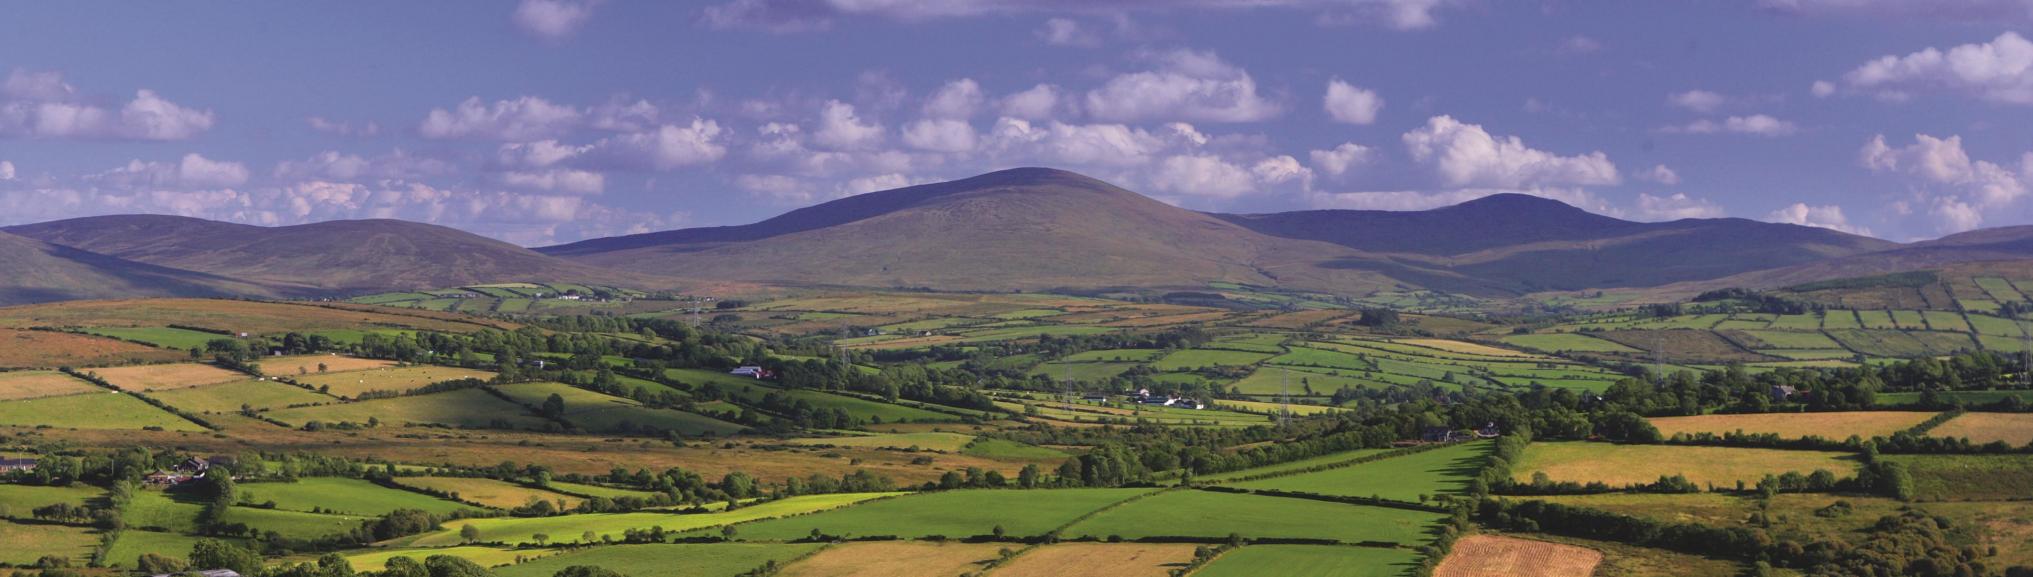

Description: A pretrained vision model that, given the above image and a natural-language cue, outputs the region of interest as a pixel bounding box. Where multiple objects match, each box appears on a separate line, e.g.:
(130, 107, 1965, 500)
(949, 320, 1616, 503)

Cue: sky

(3, 1, 2033, 246)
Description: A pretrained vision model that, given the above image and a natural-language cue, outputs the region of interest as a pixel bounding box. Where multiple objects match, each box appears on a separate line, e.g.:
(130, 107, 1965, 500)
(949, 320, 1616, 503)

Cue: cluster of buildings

(142, 455, 235, 486)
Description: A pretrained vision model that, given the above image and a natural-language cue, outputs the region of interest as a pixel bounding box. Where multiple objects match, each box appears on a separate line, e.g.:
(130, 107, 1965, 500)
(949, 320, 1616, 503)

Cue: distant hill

(0, 230, 272, 305)
(7, 215, 669, 294)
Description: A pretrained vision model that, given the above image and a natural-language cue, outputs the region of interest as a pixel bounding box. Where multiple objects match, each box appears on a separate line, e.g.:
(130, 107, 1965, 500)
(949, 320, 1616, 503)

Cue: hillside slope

(0, 230, 273, 305)
(8, 216, 668, 293)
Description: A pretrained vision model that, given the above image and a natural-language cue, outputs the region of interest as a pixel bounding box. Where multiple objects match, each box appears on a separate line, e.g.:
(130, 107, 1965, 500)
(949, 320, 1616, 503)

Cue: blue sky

(2, 0, 2032, 245)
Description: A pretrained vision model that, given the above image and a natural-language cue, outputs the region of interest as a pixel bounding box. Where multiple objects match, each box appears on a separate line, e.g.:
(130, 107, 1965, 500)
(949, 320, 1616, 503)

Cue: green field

(1192, 545, 1420, 577)
(0, 483, 104, 516)
(496, 543, 824, 577)
(390, 476, 586, 509)
(1976, 277, 2029, 302)
(0, 391, 206, 431)
(1062, 490, 1443, 544)
(408, 492, 901, 546)
(1152, 349, 1274, 371)
(1226, 441, 1490, 502)
(1738, 330, 1842, 350)
(1922, 311, 1973, 333)
(547, 481, 662, 501)
(959, 437, 1069, 460)
(0, 520, 99, 564)
(265, 388, 547, 429)
(728, 488, 1154, 540)
(1856, 310, 1898, 330)
(80, 326, 228, 350)
(151, 379, 332, 413)
(294, 365, 497, 398)
(1199, 449, 1394, 483)
(123, 490, 366, 539)
(1061, 348, 1165, 362)
(1822, 310, 1862, 329)
(343, 546, 550, 572)
(103, 530, 223, 568)
(1880, 453, 2033, 501)
(495, 382, 745, 436)
(667, 368, 963, 424)
(1230, 366, 1378, 395)
(239, 477, 476, 516)
(1500, 333, 1640, 354)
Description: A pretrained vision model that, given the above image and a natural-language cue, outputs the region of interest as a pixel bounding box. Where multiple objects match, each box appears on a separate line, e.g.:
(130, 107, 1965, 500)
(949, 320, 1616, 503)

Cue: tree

(532, 533, 550, 546)
(552, 566, 627, 577)
(459, 523, 481, 543)
(541, 393, 567, 419)
(424, 555, 494, 577)
(189, 539, 262, 575)
(136, 553, 186, 575)
(382, 557, 428, 577)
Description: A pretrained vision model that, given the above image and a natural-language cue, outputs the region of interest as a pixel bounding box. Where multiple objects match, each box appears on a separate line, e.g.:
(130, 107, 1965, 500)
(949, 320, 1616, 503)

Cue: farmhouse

(730, 366, 773, 379)
(0, 457, 36, 472)
(1770, 385, 1799, 402)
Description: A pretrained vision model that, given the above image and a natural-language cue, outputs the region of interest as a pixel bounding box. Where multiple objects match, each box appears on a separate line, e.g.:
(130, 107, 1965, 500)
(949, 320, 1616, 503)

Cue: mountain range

(1, 167, 2026, 306)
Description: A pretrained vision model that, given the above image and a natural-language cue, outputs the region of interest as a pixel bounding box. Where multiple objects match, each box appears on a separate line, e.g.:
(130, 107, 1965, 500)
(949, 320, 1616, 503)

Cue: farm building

(730, 366, 773, 379)
(0, 457, 36, 472)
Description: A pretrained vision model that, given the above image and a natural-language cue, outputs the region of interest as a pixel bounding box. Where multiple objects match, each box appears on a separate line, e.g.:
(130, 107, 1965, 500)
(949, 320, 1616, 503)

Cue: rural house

(1770, 385, 1799, 402)
(0, 457, 36, 473)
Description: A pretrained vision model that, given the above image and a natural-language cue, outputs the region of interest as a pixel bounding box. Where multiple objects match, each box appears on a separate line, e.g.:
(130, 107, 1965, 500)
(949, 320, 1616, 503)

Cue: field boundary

(1207, 441, 1464, 485)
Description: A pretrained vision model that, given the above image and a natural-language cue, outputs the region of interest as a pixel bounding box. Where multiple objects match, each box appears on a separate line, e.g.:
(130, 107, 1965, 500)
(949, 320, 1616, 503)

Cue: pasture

(1191, 545, 1421, 577)
(1880, 454, 2033, 501)
(151, 379, 331, 413)
(1199, 448, 1393, 483)
(1151, 349, 1275, 371)
(0, 521, 98, 565)
(989, 543, 1198, 577)
(254, 354, 395, 376)
(1063, 490, 1444, 544)
(0, 391, 205, 431)
(78, 326, 225, 350)
(0, 483, 103, 514)
(778, 541, 1002, 577)
(407, 492, 899, 546)
(1648, 411, 1937, 441)
(102, 531, 219, 568)
(343, 546, 550, 572)
(88, 363, 244, 391)
(1434, 535, 1603, 577)
(264, 388, 546, 429)
(1512, 442, 1858, 487)
(1929, 412, 2033, 447)
(0, 370, 97, 401)
(1500, 333, 1640, 354)
(495, 543, 823, 577)
(494, 382, 746, 437)
(1226, 441, 1489, 502)
(389, 476, 585, 510)
(239, 477, 476, 516)
(786, 432, 977, 452)
(294, 365, 496, 398)
(731, 488, 1153, 540)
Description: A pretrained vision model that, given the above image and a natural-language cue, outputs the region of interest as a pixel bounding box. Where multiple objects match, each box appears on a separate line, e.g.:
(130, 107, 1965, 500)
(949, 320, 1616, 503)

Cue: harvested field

(1500, 333, 1639, 354)
(255, 354, 395, 376)
(1649, 411, 1937, 441)
(1513, 442, 1858, 487)
(731, 488, 1153, 540)
(263, 388, 545, 429)
(1399, 338, 1539, 358)
(0, 328, 186, 369)
(495, 543, 822, 577)
(1434, 535, 1602, 577)
(389, 476, 585, 510)
(0, 370, 98, 401)
(88, 363, 244, 391)
(1930, 412, 2033, 447)
(778, 541, 1002, 577)
(151, 379, 330, 413)
(294, 365, 495, 398)
(988, 543, 1198, 577)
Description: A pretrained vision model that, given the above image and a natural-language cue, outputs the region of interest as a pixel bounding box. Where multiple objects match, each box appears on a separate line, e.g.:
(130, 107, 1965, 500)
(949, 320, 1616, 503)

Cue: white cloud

(923, 79, 984, 119)
(901, 119, 979, 152)
(813, 100, 884, 150)
(1084, 49, 1280, 123)
(1641, 164, 1681, 185)
(735, 173, 813, 204)
(1811, 80, 1837, 97)
(514, 0, 598, 40)
(0, 69, 214, 141)
(419, 96, 584, 140)
(1557, 35, 1602, 55)
(1633, 192, 1724, 221)
(274, 150, 453, 182)
(0, 160, 13, 181)
(1862, 132, 2027, 212)
(999, 84, 1065, 120)
(1322, 79, 1384, 125)
(1308, 142, 1373, 177)
(500, 168, 605, 194)
(1931, 196, 1984, 233)
(1251, 155, 1310, 185)
(1401, 115, 1619, 188)
(1840, 31, 2033, 104)
(841, 173, 916, 196)
(589, 118, 728, 169)
(306, 116, 381, 137)
(1037, 17, 1099, 46)
(699, 0, 1464, 33)
(497, 140, 590, 168)
(95, 153, 249, 189)
(983, 118, 1167, 167)
(1667, 90, 1726, 112)
(1668, 114, 1799, 136)
(1148, 154, 1258, 198)
(1765, 202, 1870, 235)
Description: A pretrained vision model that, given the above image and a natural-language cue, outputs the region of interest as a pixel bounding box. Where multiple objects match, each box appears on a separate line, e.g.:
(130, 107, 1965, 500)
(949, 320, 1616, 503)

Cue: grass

(1199, 449, 1394, 483)
(0, 370, 98, 401)
(1879, 390, 2033, 406)
(1192, 545, 1421, 577)
(1434, 535, 1602, 577)
(0, 391, 205, 431)
(1512, 442, 1859, 487)
(1230, 366, 1377, 395)
(730, 488, 1154, 540)
(389, 476, 585, 510)
(102, 530, 223, 568)
(959, 437, 1068, 461)
(343, 546, 553, 571)
(264, 388, 547, 429)
(151, 379, 331, 413)
(1151, 349, 1274, 371)
(1063, 490, 1444, 544)
(1738, 330, 1842, 350)
(1880, 453, 2033, 501)
(494, 382, 745, 437)
(0, 483, 104, 517)
(786, 432, 977, 452)
(1923, 311, 1974, 333)
(407, 492, 901, 546)
(254, 355, 394, 376)
(667, 368, 962, 424)
(1226, 441, 1490, 502)
(87, 363, 244, 391)
(546, 481, 661, 501)
(1648, 411, 1938, 441)
(294, 365, 496, 398)
(1500, 333, 1640, 354)
(1857, 310, 1897, 329)
(0, 520, 99, 565)
(79, 326, 230, 350)
(1522, 492, 1904, 544)
(1060, 349, 1165, 362)
(0, 328, 186, 370)
(123, 490, 366, 539)
(1929, 412, 2033, 446)
(990, 543, 1200, 577)
(777, 541, 1002, 577)
(238, 477, 476, 516)
(495, 543, 822, 577)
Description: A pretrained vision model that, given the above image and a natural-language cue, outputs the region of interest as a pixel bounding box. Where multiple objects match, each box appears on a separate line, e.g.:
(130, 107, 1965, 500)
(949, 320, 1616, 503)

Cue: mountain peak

(1445, 193, 1585, 213)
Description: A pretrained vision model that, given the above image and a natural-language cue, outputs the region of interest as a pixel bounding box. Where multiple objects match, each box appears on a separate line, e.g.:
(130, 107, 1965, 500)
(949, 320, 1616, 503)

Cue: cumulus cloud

(923, 79, 984, 119)
(0, 69, 214, 140)
(419, 96, 585, 140)
(901, 119, 979, 152)
(1634, 192, 1724, 221)
(1037, 17, 1099, 46)
(1839, 31, 2033, 104)
(588, 118, 728, 170)
(813, 100, 884, 150)
(0, 160, 13, 181)
(1861, 132, 2028, 233)
(1640, 164, 1681, 185)
(1667, 114, 1798, 136)
(1812, 80, 1838, 97)
(1765, 202, 1869, 235)
(1308, 143, 1373, 177)
(500, 168, 605, 194)
(1148, 154, 1260, 198)
(982, 118, 1168, 167)
(1401, 115, 1619, 188)
(999, 84, 1065, 120)
(1322, 79, 1383, 125)
(514, 0, 598, 40)
(273, 150, 454, 182)
(306, 116, 381, 137)
(94, 154, 249, 189)
(1668, 90, 1726, 112)
(1084, 49, 1280, 123)
(698, 0, 1464, 33)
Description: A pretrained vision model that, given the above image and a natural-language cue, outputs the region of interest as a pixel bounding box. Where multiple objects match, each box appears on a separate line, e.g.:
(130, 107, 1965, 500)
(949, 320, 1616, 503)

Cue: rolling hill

(0, 230, 273, 305)
(6, 216, 669, 295)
